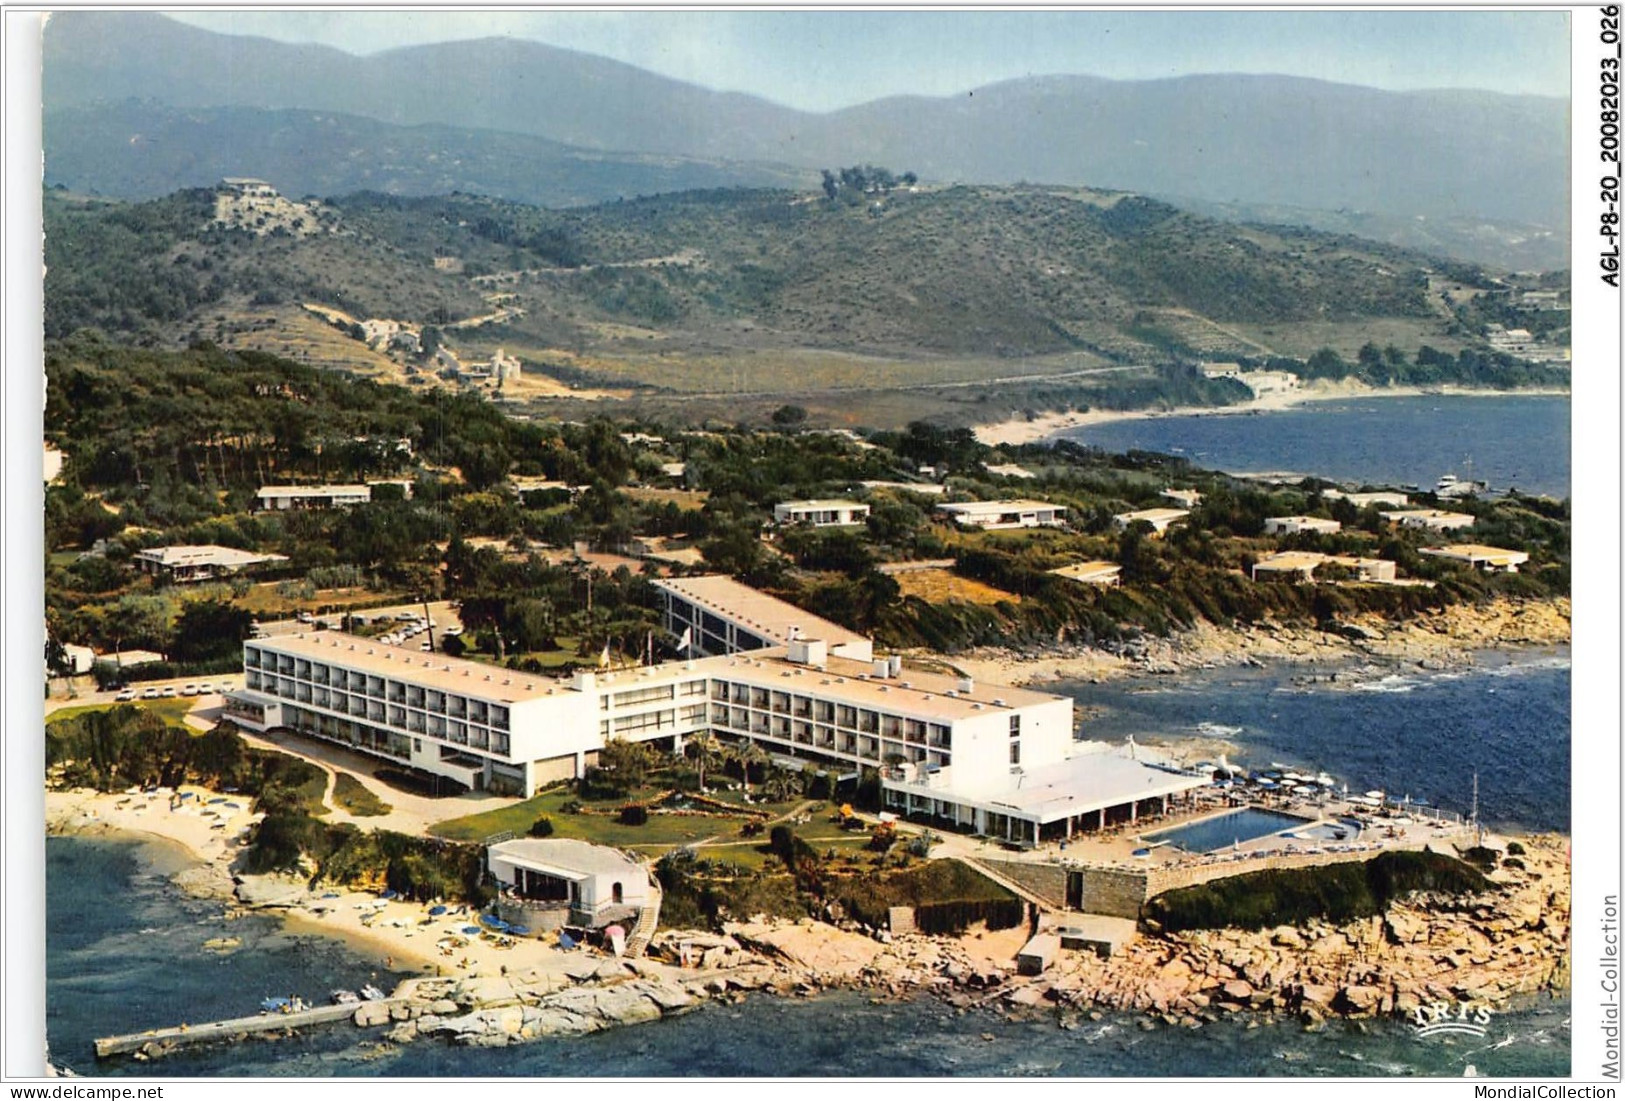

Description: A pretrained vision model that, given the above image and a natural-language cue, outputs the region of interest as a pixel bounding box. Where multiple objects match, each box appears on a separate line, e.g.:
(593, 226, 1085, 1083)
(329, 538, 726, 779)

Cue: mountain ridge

(43, 10, 1570, 257)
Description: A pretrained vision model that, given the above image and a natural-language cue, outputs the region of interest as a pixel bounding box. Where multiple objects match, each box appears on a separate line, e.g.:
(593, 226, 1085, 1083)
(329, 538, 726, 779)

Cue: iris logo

(1411, 999, 1494, 1039)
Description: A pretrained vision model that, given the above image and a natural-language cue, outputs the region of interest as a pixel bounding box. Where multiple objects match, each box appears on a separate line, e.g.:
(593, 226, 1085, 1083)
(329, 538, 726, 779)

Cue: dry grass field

(891, 568, 1020, 607)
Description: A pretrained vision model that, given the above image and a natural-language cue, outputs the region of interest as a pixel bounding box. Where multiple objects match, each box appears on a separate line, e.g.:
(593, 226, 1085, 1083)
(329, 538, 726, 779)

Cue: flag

(598, 641, 611, 668)
(677, 627, 692, 654)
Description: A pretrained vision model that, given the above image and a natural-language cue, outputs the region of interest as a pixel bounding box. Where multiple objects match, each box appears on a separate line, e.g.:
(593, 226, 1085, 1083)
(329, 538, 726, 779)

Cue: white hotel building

(226, 579, 1205, 842)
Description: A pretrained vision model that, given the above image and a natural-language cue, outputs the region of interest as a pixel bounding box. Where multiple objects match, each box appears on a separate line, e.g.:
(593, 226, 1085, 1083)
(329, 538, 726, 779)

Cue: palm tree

(727, 739, 770, 792)
(761, 766, 804, 805)
(684, 731, 719, 793)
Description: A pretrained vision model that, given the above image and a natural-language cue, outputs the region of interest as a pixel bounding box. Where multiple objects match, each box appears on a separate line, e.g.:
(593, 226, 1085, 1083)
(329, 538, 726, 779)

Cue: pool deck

(937, 792, 1478, 874)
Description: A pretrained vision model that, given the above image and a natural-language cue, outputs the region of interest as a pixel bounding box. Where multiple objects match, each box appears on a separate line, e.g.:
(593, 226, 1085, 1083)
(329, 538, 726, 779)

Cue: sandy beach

(44, 786, 617, 980)
(973, 380, 1571, 448)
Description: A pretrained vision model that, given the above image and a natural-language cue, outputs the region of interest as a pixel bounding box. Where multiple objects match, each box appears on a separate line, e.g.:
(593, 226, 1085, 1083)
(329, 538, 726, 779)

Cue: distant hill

(43, 12, 1570, 269)
(43, 102, 811, 208)
(45, 182, 1480, 369)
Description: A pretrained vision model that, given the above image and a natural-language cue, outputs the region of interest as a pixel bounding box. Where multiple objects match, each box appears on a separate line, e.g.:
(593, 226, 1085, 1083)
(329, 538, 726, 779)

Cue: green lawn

(332, 772, 392, 817)
(47, 698, 198, 727)
(429, 786, 748, 850)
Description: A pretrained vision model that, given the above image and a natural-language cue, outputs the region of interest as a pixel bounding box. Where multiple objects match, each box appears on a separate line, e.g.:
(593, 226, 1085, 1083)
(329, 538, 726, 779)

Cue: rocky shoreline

(342, 836, 1567, 1052)
(946, 597, 1571, 689)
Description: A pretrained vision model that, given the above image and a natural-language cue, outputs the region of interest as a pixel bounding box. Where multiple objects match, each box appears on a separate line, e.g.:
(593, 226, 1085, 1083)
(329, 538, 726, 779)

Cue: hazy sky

(168, 10, 1571, 111)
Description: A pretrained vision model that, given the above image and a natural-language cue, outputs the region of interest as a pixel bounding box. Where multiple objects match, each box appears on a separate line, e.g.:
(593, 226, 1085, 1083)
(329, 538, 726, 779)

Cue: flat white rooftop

(489, 838, 644, 879)
(938, 499, 1063, 515)
(888, 748, 1209, 824)
(654, 575, 869, 651)
(134, 545, 289, 568)
(776, 499, 867, 511)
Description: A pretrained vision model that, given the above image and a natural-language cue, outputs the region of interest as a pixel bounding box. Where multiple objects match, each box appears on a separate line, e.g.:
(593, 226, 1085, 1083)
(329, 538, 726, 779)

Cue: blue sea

(43, 655, 1571, 1078)
(1057, 394, 1570, 500)
(1062, 650, 1571, 833)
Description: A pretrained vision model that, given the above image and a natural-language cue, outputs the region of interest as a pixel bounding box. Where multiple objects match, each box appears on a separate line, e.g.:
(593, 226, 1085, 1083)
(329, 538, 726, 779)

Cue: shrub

(528, 816, 555, 838)
(1505, 841, 1526, 856)
(1144, 849, 1489, 932)
(618, 804, 649, 826)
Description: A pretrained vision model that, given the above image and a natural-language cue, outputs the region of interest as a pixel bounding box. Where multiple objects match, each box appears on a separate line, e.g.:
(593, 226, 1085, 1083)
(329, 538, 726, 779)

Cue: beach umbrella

(461, 925, 482, 935)
(605, 925, 627, 957)
(428, 905, 447, 916)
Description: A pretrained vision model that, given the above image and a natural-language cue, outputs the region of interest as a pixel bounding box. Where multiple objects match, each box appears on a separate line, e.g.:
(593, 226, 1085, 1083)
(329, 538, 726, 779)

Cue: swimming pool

(1144, 808, 1311, 853)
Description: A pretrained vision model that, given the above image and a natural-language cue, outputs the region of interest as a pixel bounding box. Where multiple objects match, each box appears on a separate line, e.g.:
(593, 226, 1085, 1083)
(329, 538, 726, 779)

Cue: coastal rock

(233, 873, 311, 908)
(723, 920, 885, 979)
(352, 1002, 392, 1028)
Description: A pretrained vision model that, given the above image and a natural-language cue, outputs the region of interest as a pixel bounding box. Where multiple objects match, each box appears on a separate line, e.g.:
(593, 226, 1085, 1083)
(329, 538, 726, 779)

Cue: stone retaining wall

(975, 858, 1066, 909)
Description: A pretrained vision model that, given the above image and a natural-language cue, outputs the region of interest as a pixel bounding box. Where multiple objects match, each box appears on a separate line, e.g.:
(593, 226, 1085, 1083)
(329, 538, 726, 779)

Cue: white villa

(773, 499, 871, 527)
(1323, 489, 1410, 509)
(1262, 516, 1342, 536)
(487, 838, 652, 928)
(227, 579, 1207, 844)
(936, 500, 1068, 530)
(1048, 561, 1122, 587)
(257, 484, 370, 511)
(1112, 508, 1189, 534)
(1250, 552, 1397, 583)
(1160, 488, 1203, 509)
(1381, 509, 1477, 532)
(1418, 544, 1531, 573)
(132, 544, 290, 583)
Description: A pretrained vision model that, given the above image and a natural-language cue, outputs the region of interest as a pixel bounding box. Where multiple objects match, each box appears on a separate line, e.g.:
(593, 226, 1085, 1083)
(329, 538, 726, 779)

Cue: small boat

(428, 905, 448, 916)
(480, 915, 511, 932)
(461, 925, 482, 935)
(260, 996, 295, 1013)
(360, 984, 387, 1001)
(331, 989, 360, 1005)
(380, 889, 400, 901)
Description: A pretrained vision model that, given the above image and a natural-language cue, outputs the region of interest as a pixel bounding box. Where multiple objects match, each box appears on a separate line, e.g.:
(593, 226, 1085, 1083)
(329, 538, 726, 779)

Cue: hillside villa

(936, 500, 1068, 530)
(1323, 489, 1410, 509)
(132, 544, 290, 584)
(1048, 560, 1123, 587)
(1262, 515, 1342, 536)
(1418, 544, 1531, 573)
(1112, 507, 1189, 534)
(1381, 508, 1477, 532)
(773, 499, 871, 527)
(255, 481, 413, 511)
(1250, 551, 1398, 583)
(1160, 488, 1203, 509)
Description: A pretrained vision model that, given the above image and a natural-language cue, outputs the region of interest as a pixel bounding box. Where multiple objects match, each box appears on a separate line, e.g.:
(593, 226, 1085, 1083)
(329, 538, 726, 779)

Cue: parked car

(182, 683, 199, 696)
(197, 681, 215, 694)
(141, 687, 160, 700)
(419, 642, 432, 652)
(219, 681, 237, 692)
(443, 625, 463, 637)
(160, 686, 178, 698)
(114, 688, 136, 702)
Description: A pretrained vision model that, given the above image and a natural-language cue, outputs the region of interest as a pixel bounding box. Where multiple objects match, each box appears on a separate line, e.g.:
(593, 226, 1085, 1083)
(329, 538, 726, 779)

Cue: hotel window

(332, 670, 348, 691)
(1009, 742, 1021, 765)
(770, 692, 790, 713)
(407, 686, 425, 708)
(859, 710, 879, 734)
(246, 671, 263, 690)
(295, 660, 310, 679)
(1009, 715, 1021, 738)
(491, 706, 509, 731)
(712, 681, 731, 702)
(837, 705, 857, 728)
(427, 690, 444, 712)
(750, 688, 770, 709)
(245, 647, 262, 669)
(492, 733, 510, 755)
(367, 676, 385, 698)
(449, 722, 468, 745)
(389, 706, 406, 726)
